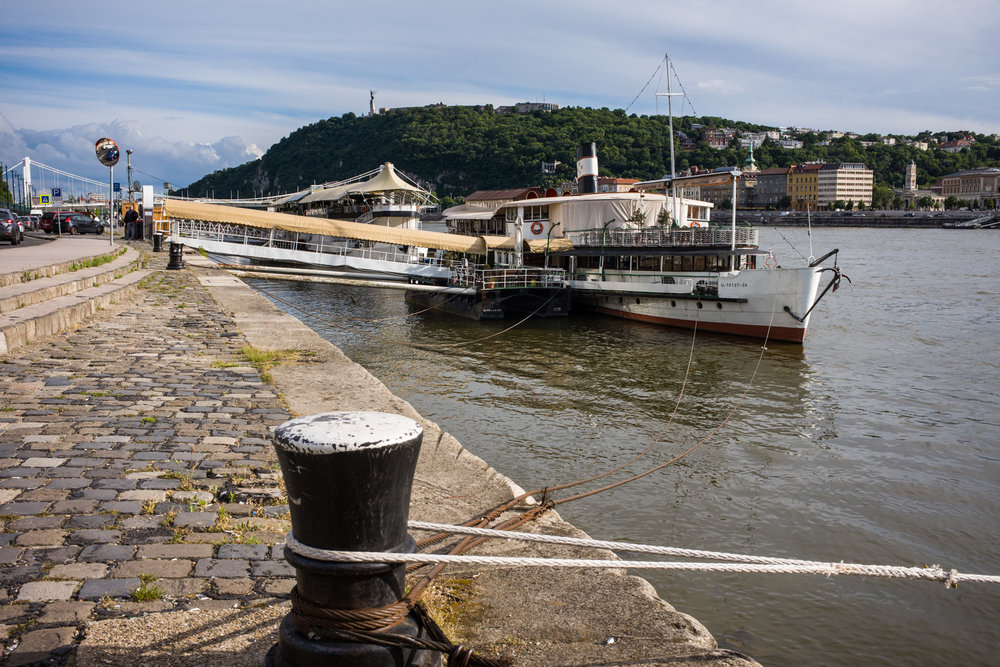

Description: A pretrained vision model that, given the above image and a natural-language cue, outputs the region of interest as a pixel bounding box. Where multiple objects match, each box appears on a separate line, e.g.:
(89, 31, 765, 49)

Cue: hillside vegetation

(183, 105, 1000, 203)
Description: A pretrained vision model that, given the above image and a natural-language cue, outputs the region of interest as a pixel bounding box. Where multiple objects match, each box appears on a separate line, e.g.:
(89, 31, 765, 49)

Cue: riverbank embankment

(0, 238, 758, 666)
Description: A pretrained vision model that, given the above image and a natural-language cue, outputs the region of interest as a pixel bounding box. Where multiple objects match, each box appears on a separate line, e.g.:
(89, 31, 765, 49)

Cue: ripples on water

(246, 228, 999, 666)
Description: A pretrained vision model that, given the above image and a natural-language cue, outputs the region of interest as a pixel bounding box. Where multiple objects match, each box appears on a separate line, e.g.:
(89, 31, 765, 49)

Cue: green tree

(872, 183, 893, 209)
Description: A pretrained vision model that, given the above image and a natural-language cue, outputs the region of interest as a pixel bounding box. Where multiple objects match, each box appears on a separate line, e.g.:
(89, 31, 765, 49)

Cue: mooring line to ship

(415, 295, 781, 566)
(284, 531, 999, 588)
(413, 287, 569, 350)
(235, 274, 466, 323)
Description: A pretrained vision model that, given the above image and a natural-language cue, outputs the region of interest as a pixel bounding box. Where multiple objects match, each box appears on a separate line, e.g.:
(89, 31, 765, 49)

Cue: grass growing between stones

(131, 574, 164, 601)
(68, 248, 126, 272)
(237, 346, 301, 384)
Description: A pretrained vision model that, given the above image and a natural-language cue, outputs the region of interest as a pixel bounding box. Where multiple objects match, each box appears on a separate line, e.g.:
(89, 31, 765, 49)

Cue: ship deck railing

(172, 218, 448, 268)
(451, 266, 567, 290)
(566, 226, 758, 249)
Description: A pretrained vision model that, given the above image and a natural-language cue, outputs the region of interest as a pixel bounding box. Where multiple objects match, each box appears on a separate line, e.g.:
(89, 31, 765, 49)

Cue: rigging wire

(625, 61, 664, 113)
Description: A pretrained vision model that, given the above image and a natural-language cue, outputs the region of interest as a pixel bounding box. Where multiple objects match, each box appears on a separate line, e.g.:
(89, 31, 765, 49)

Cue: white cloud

(696, 80, 744, 96)
(0, 112, 262, 189)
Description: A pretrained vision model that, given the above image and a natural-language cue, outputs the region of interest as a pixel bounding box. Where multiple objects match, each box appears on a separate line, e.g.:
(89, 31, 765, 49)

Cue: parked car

(20, 214, 39, 231)
(0, 208, 22, 244)
(40, 211, 105, 235)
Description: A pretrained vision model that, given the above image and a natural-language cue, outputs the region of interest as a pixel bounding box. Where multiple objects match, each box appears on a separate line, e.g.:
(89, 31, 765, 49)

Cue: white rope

(284, 531, 1000, 588)
(409, 520, 818, 565)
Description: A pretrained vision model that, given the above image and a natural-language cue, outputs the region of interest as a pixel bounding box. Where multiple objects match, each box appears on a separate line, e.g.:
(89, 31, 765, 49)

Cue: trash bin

(152, 232, 163, 252)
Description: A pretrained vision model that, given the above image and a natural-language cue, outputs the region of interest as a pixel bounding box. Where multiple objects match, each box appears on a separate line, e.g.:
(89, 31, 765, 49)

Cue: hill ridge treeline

(183, 106, 1000, 204)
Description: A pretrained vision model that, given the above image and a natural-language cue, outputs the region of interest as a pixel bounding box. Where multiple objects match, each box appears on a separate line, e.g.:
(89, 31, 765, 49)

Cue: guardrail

(171, 219, 448, 268)
(566, 226, 758, 248)
(450, 266, 566, 289)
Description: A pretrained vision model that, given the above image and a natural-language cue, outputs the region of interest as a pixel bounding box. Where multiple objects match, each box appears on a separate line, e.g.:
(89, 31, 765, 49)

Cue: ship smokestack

(577, 142, 598, 194)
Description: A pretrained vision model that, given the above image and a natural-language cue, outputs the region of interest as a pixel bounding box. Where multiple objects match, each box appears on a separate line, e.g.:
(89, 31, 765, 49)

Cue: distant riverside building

(940, 168, 1000, 207)
(598, 177, 639, 193)
(817, 163, 874, 209)
(788, 163, 823, 210)
(755, 168, 790, 207)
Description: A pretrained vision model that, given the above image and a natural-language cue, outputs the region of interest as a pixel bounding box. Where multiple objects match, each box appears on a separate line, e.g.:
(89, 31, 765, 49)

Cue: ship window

(635, 298, 641, 305)
(671, 300, 677, 307)
(697, 302, 703, 309)
(717, 302, 723, 310)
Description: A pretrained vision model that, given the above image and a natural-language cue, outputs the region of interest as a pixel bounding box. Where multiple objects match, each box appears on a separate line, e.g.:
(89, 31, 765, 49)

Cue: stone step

(0, 246, 145, 314)
(0, 268, 154, 354)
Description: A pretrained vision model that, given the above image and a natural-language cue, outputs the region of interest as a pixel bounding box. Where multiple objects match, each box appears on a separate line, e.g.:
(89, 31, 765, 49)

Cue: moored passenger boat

(444, 166, 844, 343)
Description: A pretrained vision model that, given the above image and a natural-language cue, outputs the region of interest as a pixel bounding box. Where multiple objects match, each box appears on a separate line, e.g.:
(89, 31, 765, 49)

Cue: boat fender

(530, 221, 543, 234)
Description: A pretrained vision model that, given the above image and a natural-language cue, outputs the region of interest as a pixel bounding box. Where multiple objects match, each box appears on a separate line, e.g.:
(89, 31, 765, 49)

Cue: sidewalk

(0, 245, 758, 666)
(0, 235, 123, 276)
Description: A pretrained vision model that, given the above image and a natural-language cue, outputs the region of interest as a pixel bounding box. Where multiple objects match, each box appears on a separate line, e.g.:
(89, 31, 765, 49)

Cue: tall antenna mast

(656, 53, 685, 214)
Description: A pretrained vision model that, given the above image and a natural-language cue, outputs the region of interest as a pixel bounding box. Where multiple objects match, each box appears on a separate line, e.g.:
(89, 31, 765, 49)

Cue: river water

(245, 227, 999, 666)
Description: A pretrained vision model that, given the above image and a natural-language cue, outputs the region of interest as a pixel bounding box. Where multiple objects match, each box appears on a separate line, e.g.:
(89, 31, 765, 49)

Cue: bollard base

(266, 614, 440, 667)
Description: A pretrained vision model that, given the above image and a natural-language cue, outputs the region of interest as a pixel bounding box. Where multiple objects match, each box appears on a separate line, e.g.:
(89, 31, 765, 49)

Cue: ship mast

(656, 53, 684, 223)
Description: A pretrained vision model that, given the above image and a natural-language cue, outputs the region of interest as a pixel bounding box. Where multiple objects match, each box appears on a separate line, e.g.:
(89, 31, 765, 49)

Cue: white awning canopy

(162, 198, 490, 254)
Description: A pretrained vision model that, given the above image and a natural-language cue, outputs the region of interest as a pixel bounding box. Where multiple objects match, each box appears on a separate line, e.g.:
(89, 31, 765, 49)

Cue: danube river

(246, 227, 999, 666)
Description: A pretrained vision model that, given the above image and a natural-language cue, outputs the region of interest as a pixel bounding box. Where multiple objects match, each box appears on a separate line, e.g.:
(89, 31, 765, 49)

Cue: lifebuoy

(690, 221, 702, 228)
(530, 221, 543, 234)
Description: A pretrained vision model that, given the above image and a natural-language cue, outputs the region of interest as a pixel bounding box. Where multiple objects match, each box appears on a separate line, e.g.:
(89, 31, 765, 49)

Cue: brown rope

(290, 586, 411, 632)
(288, 586, 509, 666)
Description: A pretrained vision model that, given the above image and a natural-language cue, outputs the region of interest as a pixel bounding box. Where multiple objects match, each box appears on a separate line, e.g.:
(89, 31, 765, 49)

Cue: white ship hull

(570, 265, 824, 343)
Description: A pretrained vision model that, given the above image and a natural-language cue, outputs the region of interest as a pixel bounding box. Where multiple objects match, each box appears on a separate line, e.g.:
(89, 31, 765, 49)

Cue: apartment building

(755, 167, 790, 206)
(788, 163, 823, 210)
(817, 163, 874, 208)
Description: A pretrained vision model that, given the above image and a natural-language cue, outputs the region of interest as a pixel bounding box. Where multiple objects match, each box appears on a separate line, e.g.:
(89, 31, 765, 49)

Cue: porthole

(697, 302, 703, 309)
(716, 302, 723, 310)
(671, 300, 677, 307)
(635, 298, 641, 305)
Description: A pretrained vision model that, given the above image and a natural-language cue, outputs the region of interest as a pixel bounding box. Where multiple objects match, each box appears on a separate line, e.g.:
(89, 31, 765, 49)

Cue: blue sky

(1, 0, 997, 190)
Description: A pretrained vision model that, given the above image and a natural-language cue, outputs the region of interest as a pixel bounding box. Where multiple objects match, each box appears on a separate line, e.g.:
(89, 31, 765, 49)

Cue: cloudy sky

(1, 0, 997, 191)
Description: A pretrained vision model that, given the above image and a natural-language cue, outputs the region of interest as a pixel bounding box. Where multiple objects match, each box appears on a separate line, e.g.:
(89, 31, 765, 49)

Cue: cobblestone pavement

(0, 261, 295, 665)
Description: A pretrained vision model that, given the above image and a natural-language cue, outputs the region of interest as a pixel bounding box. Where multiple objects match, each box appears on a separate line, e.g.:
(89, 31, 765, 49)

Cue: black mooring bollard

(166, 241, 185, 270)
(266, 412, 439, 667)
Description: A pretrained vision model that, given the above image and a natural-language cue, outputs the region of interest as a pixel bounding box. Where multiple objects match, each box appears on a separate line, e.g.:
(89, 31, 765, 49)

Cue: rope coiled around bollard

(288, 586, 509, 666)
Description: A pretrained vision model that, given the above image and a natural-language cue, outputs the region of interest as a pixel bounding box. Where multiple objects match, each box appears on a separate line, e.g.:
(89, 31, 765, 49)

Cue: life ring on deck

(690, 221, 703, 228)
(530, 221, 543, 234)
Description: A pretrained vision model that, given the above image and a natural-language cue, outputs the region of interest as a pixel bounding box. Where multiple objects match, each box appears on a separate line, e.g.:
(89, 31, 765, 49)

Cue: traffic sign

(40, 194, 50, 205)
(52, 187, 62, 198)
